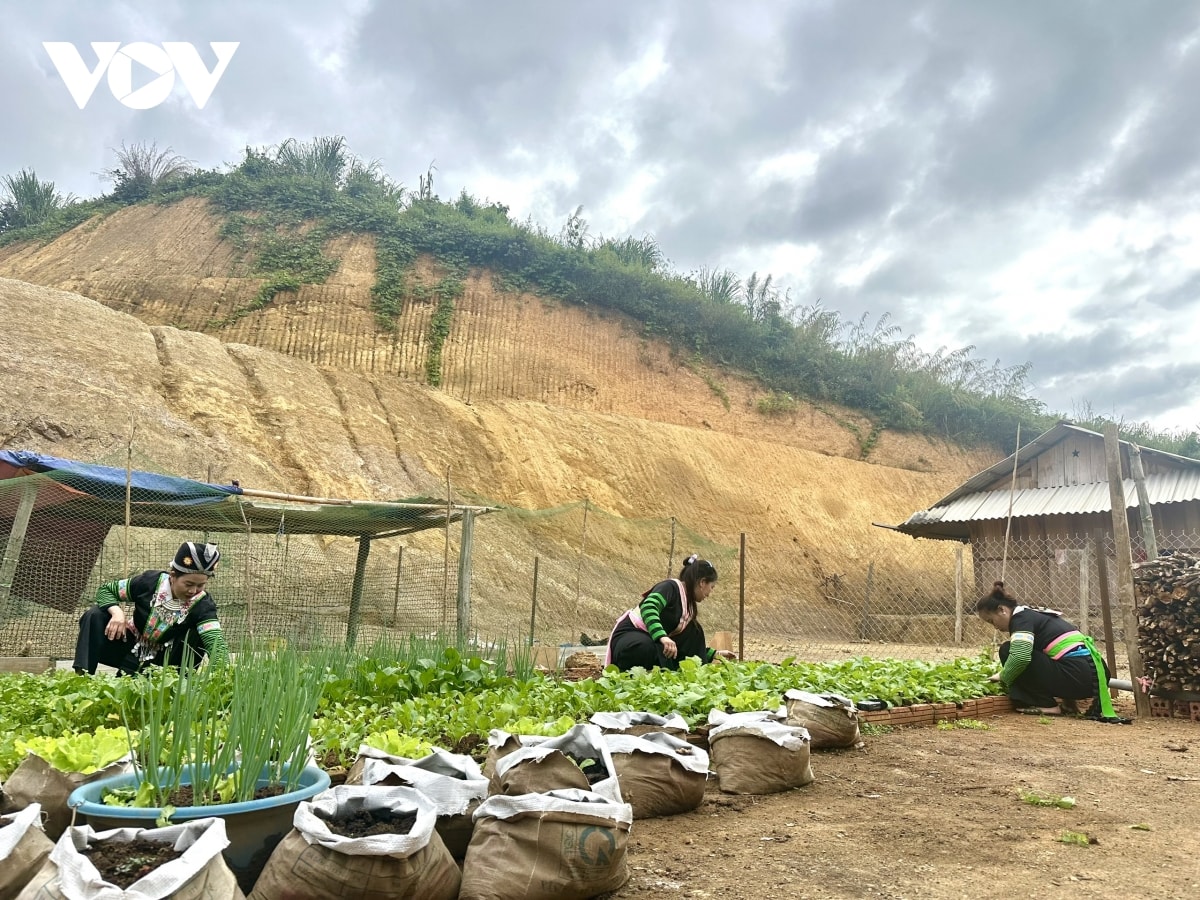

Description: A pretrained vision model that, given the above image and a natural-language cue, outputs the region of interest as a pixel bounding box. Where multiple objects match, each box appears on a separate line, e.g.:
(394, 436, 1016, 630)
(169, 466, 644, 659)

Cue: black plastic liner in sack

(492, 724, 623, 803)
(708, 709, 814, 795)
(589, 711, 689, 738)
(352, 747, 489, 859)
(20, 816, 243, 900)
(1, 802, 54, 899)
(782, 689, 863, 749)
(459, 789, 633, 900)
(248, 785, 459, 900)
(604, 731, 710, 818)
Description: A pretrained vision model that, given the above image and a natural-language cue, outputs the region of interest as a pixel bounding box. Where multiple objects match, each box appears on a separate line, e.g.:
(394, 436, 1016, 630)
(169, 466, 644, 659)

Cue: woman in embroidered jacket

(975, 581, 1114, 717)
(606, 554, 736, 672)
(72, 541, 231, 675)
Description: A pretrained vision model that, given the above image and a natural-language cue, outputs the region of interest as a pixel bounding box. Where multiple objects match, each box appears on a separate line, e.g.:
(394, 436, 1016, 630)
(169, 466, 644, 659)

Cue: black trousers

(609, 629, 678, 672)
(73, 606, 206, 674)
(999, 641, 1105, 708)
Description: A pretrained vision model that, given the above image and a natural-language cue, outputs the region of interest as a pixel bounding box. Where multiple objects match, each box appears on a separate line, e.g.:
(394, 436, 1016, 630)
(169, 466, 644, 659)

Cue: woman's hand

(105, 608, 135, 641)
(987, 672, 1001, 683)
(712, 650, 736, 663)
(659, 636, 677, 660)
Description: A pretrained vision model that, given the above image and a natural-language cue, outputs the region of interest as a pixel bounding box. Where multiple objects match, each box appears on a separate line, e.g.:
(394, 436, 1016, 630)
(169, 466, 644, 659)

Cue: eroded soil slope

(0, 203, 996, 637)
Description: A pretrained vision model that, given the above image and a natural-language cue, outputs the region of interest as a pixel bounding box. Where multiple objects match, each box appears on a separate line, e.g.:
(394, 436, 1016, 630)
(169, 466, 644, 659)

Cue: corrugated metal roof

(902, 470, 1200, 526)
(925, 422, 1200, 510)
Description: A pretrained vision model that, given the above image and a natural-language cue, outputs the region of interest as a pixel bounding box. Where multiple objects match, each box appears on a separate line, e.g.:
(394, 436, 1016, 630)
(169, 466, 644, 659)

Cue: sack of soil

(18, 816, 242, 900)
(589, 711, 689, 738)
(708, 710, 814, 795)
(782, 690, 863, 749)
(494, 724, 623, 803)
(4, 753, 131, 841)
(604, 731, 710, 818)
(481, 730, 550, 792)
(1, 802, 54, 899)
(248, 785, 459, 900)
(354, 748, 489, 859)
(459, 789, 633, 900)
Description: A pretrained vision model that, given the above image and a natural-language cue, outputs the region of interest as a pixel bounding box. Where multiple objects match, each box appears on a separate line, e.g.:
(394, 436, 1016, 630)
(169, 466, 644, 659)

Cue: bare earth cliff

(0, 199, 997, 644)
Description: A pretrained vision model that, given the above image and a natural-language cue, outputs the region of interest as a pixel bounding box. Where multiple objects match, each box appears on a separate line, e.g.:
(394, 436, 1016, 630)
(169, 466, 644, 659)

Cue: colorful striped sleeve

(195, 619, 230, 667)
(94, 578, 128, 609)
(999, 630, 1035, 688)
(639, 592, 669, 641)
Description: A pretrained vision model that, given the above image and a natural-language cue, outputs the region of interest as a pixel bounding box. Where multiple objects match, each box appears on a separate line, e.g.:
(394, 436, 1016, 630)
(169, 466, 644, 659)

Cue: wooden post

(346, 535, 371, 649)
(390, 546, 404, 627)
(1103, 424, 1149, 718)
(953, 546, 964, 643)
(858, 561, 875, 640)
(738, 533, 746, 661)
(667, 517, 676, 578)
(1077, 545, 1090, 636)
(1093, 528, 1119, 699)
(0, 482, 37, 617)
(456, 509, 476, 642)
(123, 421, 136, 576)
(1129, 443, 1159, 561)
(529, 555, 539, 647)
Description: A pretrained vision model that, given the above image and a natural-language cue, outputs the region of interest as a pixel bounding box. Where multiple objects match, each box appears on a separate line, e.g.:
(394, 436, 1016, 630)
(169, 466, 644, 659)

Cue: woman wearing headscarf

(72, 541, 230, 675)
(605, 554, 736, 671)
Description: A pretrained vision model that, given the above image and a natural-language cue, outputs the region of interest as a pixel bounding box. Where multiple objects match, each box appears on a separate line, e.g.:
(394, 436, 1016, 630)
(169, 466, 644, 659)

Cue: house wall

(967, 504, 1200, 634)
(980, 433, 1190, 492)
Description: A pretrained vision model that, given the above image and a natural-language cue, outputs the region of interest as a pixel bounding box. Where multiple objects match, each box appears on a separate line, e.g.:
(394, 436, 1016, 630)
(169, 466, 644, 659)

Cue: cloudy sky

(4, 1, 1200, 434)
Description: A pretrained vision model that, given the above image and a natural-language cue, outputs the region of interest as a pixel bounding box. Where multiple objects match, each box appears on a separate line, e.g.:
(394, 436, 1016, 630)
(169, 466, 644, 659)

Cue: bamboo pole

(442, 467, 451, 629)
(390, 546, 404, 627)
(1128, 443, 1159, 561)
(738, 533, 746, 661)
(667, 516, 677, 578)
(953, 546, 964, 643)
(1000, 423, 1021, 583)
(123, 419, 136, 576)
(1093, 528, 1119, 699)
(574, 499, 590, 621)
(1103, 424, 1149, 718)
(529, 555, 539, 647)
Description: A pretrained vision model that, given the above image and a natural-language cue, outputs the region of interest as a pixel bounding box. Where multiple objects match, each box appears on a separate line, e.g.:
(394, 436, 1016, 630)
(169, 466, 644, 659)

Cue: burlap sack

(354, 748, 489, 859)
(3, 754, 131, 841)
(605, 732, 709, 818)
(248, 785, 459, 900)
(494, 724, 623, 803)
(783, 690, 862, 749)
(481, 730, 549, 792)
(708, 710, 814, 795)
(589, 711, 689, 738)
(1, 803, 54, 900)
(459, 789, 633, 900)
(17, 817, 243, 900)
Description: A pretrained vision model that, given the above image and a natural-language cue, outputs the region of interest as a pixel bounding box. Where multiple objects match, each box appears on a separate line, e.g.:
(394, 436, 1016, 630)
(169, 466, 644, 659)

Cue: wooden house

(880, 422, 1200, 621)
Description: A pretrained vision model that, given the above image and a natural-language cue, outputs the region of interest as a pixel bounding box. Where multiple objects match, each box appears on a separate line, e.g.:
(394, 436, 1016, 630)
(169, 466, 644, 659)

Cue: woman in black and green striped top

(606, 554, 735, 672)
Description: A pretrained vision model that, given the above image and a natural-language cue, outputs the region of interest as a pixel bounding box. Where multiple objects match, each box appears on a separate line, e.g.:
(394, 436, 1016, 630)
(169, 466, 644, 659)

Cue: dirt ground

(607, 701, 1199, 900)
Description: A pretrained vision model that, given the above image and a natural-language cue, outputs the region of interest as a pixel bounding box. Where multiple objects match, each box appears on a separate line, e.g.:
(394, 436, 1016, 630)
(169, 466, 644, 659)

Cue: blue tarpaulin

(0, 450, 242, 504)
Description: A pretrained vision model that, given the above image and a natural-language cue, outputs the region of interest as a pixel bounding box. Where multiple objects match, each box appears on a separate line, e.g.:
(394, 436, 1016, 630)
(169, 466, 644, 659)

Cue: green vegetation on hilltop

(2, 137, 1198, 458)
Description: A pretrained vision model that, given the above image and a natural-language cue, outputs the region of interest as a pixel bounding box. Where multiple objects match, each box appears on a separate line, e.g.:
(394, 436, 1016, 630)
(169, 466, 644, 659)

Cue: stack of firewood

(1133, 550, 1200, 692)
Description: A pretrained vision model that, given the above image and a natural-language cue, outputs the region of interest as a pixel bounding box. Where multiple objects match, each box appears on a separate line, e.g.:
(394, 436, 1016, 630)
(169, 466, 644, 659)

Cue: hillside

(0, 200, 998, 647)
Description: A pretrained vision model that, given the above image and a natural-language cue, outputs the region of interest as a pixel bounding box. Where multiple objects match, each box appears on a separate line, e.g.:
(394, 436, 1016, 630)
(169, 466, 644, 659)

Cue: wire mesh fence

(4, 447, 1189, 667)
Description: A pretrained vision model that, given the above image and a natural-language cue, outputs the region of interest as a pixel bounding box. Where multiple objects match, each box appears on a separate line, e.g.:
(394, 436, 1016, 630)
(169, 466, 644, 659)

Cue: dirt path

(608, 705, 1199, 899)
